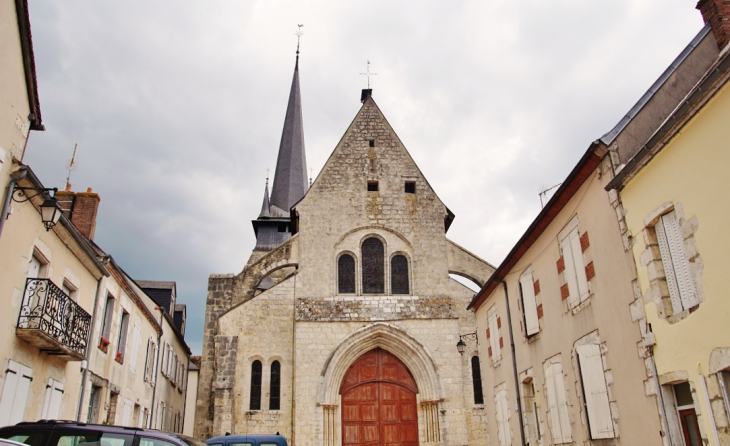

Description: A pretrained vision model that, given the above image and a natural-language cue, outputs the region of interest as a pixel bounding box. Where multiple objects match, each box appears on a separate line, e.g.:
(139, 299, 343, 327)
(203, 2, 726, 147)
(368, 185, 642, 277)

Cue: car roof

(205, 435, 284, 442)
(0, 421, 180, 439)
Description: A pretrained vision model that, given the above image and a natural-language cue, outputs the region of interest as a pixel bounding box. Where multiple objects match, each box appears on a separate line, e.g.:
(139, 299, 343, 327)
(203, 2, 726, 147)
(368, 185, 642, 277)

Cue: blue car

(204, 434, 287, 446)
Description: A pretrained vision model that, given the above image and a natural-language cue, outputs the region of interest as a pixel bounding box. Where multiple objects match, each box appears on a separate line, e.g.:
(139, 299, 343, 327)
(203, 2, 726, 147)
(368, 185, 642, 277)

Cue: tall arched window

(471, 356, 484, 404)
(362, 238, 384, 293)
(391, 255, 409, 294)
(338, 254, 356, 294)
(269, 360, 281, 410)
(250, 360, 262, 410)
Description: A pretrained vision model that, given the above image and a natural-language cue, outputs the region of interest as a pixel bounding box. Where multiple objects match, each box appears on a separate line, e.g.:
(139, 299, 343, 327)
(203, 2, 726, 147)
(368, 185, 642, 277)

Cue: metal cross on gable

(295, 24, 304, 54)
(360, 60, 377, 89)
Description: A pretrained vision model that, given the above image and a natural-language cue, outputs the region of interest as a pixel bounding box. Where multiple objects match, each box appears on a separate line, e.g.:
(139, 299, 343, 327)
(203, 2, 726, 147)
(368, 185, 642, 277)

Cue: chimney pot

(697, 0, 730, 50)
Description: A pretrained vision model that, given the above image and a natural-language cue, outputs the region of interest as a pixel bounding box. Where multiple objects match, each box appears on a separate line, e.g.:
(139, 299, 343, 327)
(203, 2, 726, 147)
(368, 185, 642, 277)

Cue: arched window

(250, 360, 262, 410)
(471, 356, 484, 404)
(362, 238, 385, 293)
(391, 255, 409, 294)
(338, 254, 356, 294)
(269, 360, 281, 410)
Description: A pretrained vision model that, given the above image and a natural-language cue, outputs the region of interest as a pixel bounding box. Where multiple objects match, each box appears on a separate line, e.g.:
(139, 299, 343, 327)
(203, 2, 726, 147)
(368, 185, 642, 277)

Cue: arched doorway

(340, 348, 419, 446)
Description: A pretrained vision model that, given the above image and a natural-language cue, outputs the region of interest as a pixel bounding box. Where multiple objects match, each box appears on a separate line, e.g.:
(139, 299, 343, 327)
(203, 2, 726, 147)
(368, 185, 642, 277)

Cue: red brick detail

(537, 304, 544, 319)
(557, 257, 565, 274)
(533, 280, 540, 295)
(55, 189, 101, 240)
(585, 261, 596, 281)
(488, 347, 492, 357)
(499, 337, 504, 348)
(497, 317, 501, 329)
(561, 283, 570, 300)
(698, 0, 730, 50)
(486, 328, 490, 338)
(580, 231, 590, 252)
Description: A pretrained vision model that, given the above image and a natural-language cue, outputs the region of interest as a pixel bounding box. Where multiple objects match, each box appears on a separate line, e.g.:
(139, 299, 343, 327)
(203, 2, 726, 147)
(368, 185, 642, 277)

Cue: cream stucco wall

(474, 154, 663, 445)
(621, 77, 730, 445)
(0, 189, 103, 423)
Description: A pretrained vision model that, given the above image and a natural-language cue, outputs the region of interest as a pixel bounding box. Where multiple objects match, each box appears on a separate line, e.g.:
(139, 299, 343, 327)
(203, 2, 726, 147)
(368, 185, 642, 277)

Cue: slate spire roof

(268, 54, 308, 217)
(258, 177, 271, 218)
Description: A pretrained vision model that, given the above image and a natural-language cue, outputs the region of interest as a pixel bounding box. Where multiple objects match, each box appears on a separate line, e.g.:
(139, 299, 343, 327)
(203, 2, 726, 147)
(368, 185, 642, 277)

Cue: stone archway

(319, 323, 443, 446)
(340, 348, 419, 446)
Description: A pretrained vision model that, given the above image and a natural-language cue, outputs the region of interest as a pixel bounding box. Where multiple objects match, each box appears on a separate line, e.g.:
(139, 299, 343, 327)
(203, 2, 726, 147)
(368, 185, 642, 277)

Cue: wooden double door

(340, 348, 419, 446)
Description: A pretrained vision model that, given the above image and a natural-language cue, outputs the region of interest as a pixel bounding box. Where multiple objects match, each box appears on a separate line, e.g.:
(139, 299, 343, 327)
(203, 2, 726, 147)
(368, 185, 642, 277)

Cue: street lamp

(13, 186, 62, 230)
(456, 331, 478, 355)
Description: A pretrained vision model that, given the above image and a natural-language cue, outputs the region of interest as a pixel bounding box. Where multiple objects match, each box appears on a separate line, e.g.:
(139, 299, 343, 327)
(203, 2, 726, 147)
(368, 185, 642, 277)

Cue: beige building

(196, 57, 495, 445)
(184, 357, 200, 436)
(606, 1, 730, 444)
(467, 5, 723, 445)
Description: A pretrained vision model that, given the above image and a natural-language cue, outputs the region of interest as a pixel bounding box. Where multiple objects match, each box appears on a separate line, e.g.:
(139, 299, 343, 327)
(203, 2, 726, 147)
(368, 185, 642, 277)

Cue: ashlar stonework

(196, 96, 495, 446)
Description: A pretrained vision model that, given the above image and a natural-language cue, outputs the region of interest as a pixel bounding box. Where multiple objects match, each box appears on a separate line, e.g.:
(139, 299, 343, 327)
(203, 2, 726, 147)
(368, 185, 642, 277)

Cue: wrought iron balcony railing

(16, 278, 91, 361)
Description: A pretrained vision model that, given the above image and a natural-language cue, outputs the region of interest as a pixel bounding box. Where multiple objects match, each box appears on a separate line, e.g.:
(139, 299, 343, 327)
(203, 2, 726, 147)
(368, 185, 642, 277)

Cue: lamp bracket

(12, 186, 57, 203)
(458, 331, 478, 344)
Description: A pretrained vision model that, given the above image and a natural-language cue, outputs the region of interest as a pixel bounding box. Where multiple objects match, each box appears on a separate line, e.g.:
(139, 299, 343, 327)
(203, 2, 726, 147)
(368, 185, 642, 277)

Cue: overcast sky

(23, 1, 705, 355)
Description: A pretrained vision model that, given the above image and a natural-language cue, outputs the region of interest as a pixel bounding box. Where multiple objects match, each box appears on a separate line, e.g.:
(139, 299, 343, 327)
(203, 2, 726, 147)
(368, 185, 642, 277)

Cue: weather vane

(295, 24, 304, 55)
(360, 60, 377, 89)
(65, 143, 78, 188)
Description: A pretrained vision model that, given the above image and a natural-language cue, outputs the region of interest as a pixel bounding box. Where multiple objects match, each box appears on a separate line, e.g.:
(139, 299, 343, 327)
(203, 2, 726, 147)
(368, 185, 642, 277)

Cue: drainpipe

(150, 307, 164, 429)
(0, 166, 28, 239)
(500, 280, 526, 446)
(76, 257, 109, 421)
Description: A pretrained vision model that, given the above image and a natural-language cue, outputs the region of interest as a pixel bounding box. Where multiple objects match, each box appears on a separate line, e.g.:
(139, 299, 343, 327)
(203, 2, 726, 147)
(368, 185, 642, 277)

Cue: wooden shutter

(520, 269, 540, 336)
(488, 310, 501, 361)
(544, 362, 564, 443)
(495, 388, 510, 446)
(0, 361, 32, 426)
(553, 362, 573, 442)
(576, 344, 615, 439)
(122, 398, 133, 426)
(42, 379, 64, 419)
(656, 211, 698, 313)
(560, 235, 580, 308)
(129, 324, 141, 372)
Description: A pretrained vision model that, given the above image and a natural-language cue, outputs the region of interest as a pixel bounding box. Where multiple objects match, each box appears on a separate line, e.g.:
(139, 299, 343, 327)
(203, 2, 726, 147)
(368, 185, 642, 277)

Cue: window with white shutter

(576, 344, 615, 439)
(544, 359, 572, 444)
(129, 324, 141, 373)
(520, 267, 540, 336)
(559, 220, 590, 308)
(487, 306, 501, 363)
(41, 379, 64, 419)
(0, 360, 33, 426)
(494, 384, 512, 446)
(655, 210, 698, 314)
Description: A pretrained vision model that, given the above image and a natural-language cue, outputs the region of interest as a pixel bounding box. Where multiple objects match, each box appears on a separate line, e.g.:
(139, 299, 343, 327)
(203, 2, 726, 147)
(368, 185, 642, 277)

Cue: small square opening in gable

(367, 181, 379, 192)
(369, 140, 375, 147)
(405, 182, 416, 194)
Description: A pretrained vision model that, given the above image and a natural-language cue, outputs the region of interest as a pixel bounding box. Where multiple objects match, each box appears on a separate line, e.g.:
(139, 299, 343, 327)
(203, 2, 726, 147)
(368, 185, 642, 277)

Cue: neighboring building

(184, 356, 201, 436)
(196, 54, 495, 445)
(467, 5, 723, 446)
(606, 1, 730, 444)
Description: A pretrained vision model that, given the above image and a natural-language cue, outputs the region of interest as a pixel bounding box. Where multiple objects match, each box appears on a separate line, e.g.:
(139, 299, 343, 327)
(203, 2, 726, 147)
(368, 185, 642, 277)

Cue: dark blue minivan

(204, 435, 287, 446)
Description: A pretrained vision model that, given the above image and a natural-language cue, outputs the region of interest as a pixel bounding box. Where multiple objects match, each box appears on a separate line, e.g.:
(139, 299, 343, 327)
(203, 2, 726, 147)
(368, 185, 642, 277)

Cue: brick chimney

(697, 0, 730, 50)
(54, 185, 101, 240)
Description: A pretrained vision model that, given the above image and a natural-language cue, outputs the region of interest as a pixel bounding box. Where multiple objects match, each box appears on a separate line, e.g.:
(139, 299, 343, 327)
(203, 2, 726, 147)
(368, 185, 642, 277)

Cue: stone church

(195, 52, 495, 446)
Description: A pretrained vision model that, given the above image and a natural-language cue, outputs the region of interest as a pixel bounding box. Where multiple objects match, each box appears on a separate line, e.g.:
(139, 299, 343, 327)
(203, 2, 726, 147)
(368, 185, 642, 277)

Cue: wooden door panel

(341, 348, 419, 446)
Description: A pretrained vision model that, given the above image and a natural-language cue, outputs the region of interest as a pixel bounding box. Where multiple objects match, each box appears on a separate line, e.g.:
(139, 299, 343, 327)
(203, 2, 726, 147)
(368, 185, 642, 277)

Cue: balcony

(16, 278, 91, 361)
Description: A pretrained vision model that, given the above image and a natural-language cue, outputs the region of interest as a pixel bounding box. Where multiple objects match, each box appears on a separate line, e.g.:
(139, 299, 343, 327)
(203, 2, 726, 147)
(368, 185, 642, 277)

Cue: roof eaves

(606, 46, 730, 191)
(467, 141, 606, 311)
(14, 0, 43, 131)
(599, 24, 711, 145)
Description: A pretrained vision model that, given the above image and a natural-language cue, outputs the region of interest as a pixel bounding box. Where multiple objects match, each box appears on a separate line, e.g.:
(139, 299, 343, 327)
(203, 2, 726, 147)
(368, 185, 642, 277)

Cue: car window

(52, 433, 132, 446)
(138, 438, 178, 446)
(169, 437, 206, 446)
(260, 444, 280, 446)
(230, 443, 253, 446)
(3, 434, 47, 446)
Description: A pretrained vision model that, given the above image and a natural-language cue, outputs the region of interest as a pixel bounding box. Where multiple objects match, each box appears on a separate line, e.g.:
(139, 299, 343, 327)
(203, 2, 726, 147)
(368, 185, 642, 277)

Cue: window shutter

(495, 389, 507, 446)
(500, 390, 511, 446)
(544, 362, 564, 443)
(568, 229, 589, 301)
(42, 379, 64, 419)
(576, 344, 615, 439)
(0, 361, 32, 426)
(488, 311, 501, 361)
(129, 324, 141, 372)
(656, 211, 698, 312)
(553, 362, 573, 443)
(520, 269, 540, 336)
(122, 399, 133, 426)
(560, 236, 580, 308)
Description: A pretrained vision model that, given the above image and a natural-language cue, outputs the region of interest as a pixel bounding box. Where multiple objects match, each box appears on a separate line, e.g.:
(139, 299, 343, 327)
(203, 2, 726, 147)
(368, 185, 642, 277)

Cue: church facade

(195, 56, 495, 446)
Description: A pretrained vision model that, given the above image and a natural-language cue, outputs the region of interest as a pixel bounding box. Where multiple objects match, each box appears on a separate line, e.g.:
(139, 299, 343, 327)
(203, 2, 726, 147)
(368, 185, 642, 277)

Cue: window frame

(337, 252, 357, 295)
(390, 253, 410, 295)
(519, 267, 540, 337)
(654, 210, 698, 314)
(361, 237, 385, 294)
(250, 360, 263, 411)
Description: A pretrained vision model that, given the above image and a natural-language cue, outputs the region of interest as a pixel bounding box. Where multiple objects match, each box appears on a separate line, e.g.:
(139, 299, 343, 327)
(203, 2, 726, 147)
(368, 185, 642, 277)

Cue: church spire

(258, 176, 271, 218)
(268, 27, 308, 217)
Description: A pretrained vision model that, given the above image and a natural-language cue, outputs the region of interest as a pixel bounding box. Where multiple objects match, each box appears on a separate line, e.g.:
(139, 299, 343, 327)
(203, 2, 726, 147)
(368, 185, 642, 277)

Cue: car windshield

(0, 432, 49, 446)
